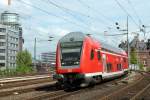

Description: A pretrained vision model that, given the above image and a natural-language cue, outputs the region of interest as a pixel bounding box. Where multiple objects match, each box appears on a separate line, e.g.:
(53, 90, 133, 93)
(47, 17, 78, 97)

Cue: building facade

(129, 35, 150, 70)
(0, 11, 23, 70)
(41, 52, 56, 66)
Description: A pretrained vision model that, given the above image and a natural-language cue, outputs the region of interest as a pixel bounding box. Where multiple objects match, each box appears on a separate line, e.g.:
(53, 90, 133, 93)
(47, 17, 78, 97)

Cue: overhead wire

(77, 0, 122, 39)
(47, 0, 91, 28)
(78, 0, 121, 43)
(16, 0, 93, 33)
(16, 0, 126, 44)
(44, 0, 110, 27)
(127, 0, 143, 25)
(114, 0, 140, 29)
(77, 0, 116, 25)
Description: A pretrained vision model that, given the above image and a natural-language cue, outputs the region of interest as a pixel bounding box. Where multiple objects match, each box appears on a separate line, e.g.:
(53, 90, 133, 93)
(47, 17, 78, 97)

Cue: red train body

(55, 32, 128, 88)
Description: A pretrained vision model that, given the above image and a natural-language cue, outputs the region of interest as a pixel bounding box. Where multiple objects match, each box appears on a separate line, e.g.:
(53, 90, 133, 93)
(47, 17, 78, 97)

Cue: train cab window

(106, 63, 112, 73)
(90, 49, 94, 60)
(97, 51, 101, 61)
(117, 64, 122, 71)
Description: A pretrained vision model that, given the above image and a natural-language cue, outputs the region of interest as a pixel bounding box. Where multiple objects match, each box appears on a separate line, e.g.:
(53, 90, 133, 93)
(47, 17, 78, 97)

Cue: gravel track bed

(105, 73, 150, 100)
(137, 85, 150, 100)
(0, 78, 52, 89)
(0, 81, 56, 97)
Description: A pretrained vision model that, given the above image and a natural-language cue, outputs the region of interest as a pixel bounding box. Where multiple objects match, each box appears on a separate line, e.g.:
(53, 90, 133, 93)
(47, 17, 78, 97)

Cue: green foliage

(0, 49, 34, 77)
(16, 49, 32, 67)
(0, 67, 34, 77)
(0, 69, 17, 77)
(147, 67, 150, 72)
(130, 47, 137, 64)
(15, 49, 33, 74)
(16, 66, 33, 74)
(139, 63, 144, 71)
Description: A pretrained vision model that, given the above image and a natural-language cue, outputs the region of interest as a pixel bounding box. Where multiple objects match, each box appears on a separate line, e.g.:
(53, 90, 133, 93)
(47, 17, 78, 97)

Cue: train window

(97, 51, 101, 61)
(60, 41, 83, 67)
(90, 49, 94, 60)
(106, 63, 112, 73)
(117, 64, 122, 71)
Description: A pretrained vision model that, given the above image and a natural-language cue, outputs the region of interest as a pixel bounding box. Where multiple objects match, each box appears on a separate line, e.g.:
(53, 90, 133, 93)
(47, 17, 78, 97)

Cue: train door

(102, 54, 107, 73)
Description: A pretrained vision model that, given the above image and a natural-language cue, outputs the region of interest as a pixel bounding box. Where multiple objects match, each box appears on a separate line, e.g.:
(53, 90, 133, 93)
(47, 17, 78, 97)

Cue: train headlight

(74, 61, 79, 64)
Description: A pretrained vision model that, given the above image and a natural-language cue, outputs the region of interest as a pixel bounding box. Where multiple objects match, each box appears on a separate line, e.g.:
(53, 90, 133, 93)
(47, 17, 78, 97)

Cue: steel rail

(130, 83, 150, 100)
(0, 74, 51, 83)
(26, 90, 64, 100)
(100, 75, 144, 100)
(0, 81, 56, 97)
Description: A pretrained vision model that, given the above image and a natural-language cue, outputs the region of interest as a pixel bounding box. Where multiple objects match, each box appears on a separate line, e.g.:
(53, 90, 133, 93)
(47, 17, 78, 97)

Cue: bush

(147, 67, 150, 72)
(16, 66, 33, 74)
(139, 63, 144, 71)
(0, 69, 17, 77)
(0, 66, 34, 77)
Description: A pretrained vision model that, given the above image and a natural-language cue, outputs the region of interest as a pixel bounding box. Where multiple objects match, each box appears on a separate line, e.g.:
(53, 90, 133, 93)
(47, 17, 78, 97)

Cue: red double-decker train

(54, 32, 128, 89)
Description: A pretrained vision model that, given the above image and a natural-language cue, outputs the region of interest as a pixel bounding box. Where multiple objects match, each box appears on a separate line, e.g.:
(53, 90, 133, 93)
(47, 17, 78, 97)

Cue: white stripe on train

(101, 50, 128, 58)
(84, 69, 129, 79)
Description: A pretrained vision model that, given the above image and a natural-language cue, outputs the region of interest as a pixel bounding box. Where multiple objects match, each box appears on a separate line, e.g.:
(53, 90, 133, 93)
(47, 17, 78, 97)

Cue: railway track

(0, 74, 52, 89)
(27, 72, 138, 100)
(100, 72, 150, 100)
(0, 73, 130, 100)
(0, 75, 54, 97)
(0, 71, 142, 100)
(0, 74, 51, 83)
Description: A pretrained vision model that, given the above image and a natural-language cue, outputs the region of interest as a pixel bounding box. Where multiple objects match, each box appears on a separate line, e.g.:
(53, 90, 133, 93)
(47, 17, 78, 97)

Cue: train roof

(99, 41, 126, 55)
(59, 32, 86, 43)
(59, 32, 126, 55)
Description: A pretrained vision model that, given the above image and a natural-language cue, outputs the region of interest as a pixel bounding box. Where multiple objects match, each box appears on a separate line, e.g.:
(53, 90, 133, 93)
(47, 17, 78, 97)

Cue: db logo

(68, 69, 72, 72)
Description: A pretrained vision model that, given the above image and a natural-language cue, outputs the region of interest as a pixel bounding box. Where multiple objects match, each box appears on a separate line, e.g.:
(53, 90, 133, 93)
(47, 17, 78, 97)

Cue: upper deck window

(97, 51, 101, 61)
(90, 49, 94, 60)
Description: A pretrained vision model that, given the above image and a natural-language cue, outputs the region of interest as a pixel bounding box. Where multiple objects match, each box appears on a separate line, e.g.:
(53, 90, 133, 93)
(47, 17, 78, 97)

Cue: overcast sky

(0, 0, 150, 58)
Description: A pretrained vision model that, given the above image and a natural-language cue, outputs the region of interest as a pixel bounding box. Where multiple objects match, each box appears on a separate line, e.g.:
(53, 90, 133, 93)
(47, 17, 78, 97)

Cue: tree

(16, 49, 32, 73)
(130, 47, 137, 64)
(139, 63, 144, 71)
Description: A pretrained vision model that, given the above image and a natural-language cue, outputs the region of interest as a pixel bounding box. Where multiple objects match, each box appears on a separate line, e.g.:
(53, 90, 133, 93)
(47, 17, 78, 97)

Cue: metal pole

(127, 16, 130, 69)
(34, 38, 36, 70)
(136, 40, 139, 70)
(8, 0, 11, 6)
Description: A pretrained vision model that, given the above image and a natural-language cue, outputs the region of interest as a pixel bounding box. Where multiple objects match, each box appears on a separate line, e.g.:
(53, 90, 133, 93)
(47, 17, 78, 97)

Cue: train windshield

(60, 41, 82, 68)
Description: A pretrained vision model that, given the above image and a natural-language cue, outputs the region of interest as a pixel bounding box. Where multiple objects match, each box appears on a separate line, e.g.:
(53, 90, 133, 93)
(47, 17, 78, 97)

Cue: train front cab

(55, 36, 85, 88)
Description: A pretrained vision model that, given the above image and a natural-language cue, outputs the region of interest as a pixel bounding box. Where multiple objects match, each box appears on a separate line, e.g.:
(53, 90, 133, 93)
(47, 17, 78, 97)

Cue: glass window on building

(0, 35, 5, 39)
(0, 42, 5, 46)
(0, 63, 5, 67)
(13, 56, 15, 60)
(10, 56, 13, 60)
(0, 49, 5, 53)
(0, 28, 6, 32)
(11, 43, 13, 47)
(0, 56, 5, 60)
(16, 38, 18, 41)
